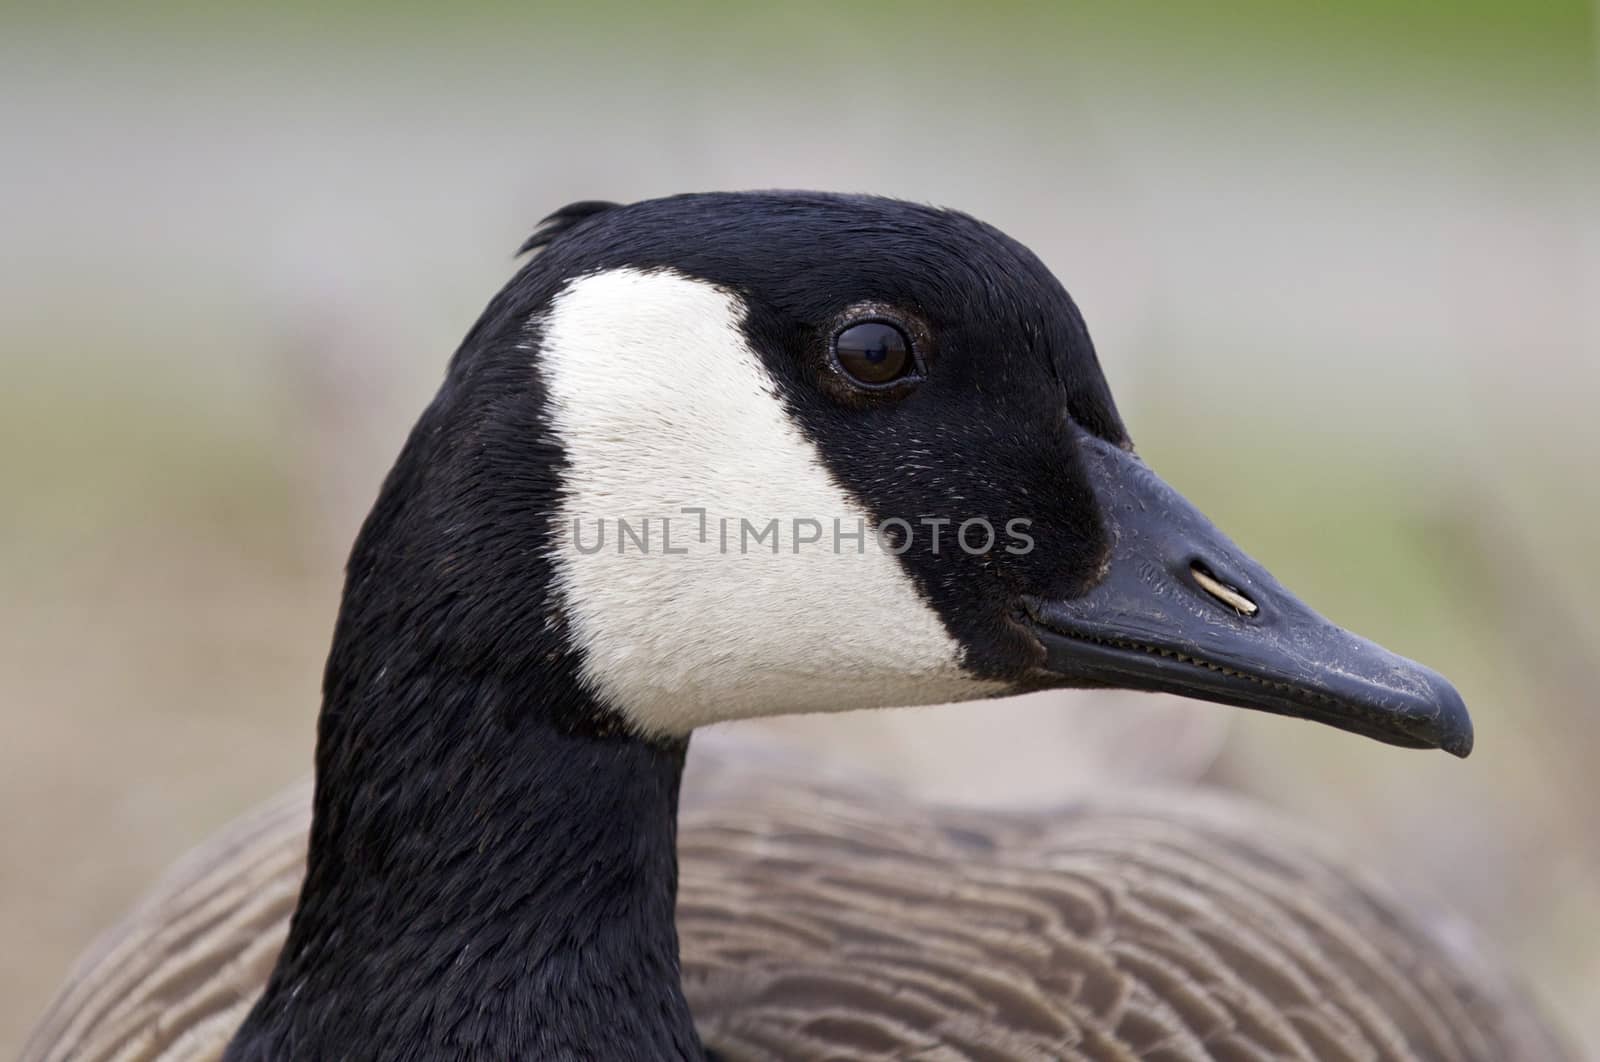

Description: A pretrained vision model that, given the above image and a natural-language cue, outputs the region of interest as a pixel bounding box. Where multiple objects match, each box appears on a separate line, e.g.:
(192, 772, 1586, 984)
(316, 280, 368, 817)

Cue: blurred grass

(7, 0, 1595, 126)
(13, 0, 1593, 68)
(1, 350, 293, 566)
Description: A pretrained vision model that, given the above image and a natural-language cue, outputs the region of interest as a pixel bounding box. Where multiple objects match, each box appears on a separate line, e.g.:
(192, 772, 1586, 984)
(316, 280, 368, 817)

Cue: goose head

(339, 191, 1472, 756)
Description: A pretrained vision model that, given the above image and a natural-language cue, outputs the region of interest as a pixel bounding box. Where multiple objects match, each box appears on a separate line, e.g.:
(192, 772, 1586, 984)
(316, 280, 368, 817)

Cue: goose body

(24, 743, 1567, 1062)
(23, 192, 1549, 1060)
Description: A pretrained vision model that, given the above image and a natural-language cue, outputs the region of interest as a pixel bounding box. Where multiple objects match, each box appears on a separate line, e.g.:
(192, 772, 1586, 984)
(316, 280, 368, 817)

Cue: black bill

(1026, 430, 1474, 757)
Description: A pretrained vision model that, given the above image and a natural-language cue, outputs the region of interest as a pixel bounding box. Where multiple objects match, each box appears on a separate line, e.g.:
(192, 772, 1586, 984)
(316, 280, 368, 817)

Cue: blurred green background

(3, 1, 1596, 1055)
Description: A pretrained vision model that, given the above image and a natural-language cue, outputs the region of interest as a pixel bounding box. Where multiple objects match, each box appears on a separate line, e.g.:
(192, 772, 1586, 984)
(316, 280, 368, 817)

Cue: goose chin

(1022, 430, 1474, 758)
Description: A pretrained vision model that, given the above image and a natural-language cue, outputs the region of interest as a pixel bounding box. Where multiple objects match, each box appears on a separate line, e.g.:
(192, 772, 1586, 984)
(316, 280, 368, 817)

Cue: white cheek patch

(538, 267, 1003, 737)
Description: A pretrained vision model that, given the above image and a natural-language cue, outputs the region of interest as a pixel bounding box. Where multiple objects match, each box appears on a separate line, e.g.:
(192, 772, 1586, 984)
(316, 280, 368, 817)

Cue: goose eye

(832, 321, 916, 387)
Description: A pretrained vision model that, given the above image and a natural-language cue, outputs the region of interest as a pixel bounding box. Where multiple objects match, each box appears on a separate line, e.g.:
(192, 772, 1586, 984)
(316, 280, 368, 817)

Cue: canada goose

(24, 192, 1541, 1061)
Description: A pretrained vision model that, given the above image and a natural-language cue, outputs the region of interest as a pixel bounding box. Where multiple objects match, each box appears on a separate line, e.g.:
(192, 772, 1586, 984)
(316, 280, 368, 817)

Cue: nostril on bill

(1190, 562, 1259, 616)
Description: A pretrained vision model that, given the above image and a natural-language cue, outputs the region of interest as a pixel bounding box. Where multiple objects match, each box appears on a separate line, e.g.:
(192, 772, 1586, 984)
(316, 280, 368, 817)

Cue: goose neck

(227, 661, 702, 1060)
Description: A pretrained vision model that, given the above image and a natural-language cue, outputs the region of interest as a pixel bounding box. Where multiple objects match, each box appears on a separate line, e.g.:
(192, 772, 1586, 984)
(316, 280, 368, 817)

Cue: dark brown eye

(832, 321, 916, 387)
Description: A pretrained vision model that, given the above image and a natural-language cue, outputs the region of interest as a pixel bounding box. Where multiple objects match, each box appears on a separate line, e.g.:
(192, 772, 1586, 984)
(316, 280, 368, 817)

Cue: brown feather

(21, 745, 1566, 1062)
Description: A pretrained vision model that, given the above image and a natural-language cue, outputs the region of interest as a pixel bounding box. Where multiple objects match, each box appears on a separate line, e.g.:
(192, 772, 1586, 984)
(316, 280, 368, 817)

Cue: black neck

(227, 301, 713, 1059)
(225, 661, 702, 1060)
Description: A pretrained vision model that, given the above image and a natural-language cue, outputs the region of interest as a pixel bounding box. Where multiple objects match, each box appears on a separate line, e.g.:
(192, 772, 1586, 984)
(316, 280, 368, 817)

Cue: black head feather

(517, 199, 623, 256)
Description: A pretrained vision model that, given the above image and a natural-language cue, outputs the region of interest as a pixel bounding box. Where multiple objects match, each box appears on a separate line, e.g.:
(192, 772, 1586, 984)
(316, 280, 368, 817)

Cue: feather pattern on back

(22, 743, 1566, 1062)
